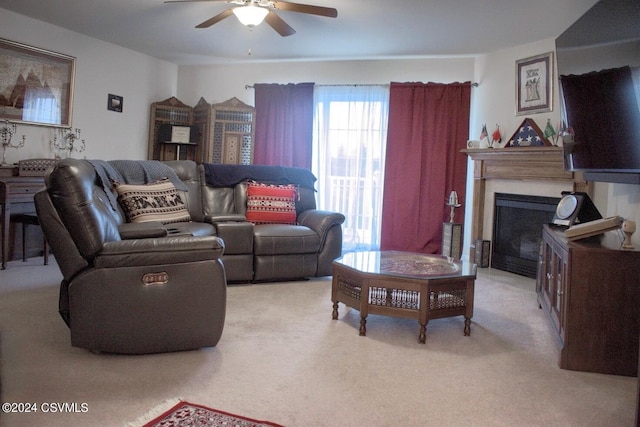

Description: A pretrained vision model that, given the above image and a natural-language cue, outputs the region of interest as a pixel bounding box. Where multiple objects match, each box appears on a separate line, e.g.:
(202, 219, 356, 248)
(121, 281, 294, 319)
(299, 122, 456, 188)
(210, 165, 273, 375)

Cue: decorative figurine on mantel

(491, 124, 502, 148)
(1, 119, 26, 165)
(543, 119, 569, 146)
(479, 124, 491, 148)
(446, 190, 461, 223)
(479, 123, 502, 148)
(543, 119, 558, 146)
(51, 127, 86, 158)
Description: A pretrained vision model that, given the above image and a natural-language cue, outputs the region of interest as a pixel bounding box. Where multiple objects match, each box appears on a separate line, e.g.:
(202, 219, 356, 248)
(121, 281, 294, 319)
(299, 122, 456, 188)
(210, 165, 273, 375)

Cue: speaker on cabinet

(552, 191, 602, 227)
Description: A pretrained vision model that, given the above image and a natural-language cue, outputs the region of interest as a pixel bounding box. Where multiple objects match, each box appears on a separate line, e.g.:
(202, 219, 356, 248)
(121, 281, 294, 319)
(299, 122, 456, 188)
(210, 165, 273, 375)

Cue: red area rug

(138, 400, 284, 427)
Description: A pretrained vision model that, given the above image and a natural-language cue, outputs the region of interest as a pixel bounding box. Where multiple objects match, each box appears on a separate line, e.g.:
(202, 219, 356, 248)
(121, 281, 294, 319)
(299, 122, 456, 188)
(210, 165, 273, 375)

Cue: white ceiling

(0, 0, 599, 65)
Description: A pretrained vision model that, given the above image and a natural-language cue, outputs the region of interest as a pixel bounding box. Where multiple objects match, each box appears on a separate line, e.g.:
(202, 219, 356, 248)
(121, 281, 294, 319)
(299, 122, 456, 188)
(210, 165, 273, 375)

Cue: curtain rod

(244, 82, 479, 89)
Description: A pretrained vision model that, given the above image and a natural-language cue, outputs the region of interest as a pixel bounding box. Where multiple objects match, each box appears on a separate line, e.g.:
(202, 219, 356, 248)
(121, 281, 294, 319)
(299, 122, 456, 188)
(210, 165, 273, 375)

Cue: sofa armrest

(297, 210, 345, 248)
(118, 222, 168, 239)
(93, 235, 225, 268)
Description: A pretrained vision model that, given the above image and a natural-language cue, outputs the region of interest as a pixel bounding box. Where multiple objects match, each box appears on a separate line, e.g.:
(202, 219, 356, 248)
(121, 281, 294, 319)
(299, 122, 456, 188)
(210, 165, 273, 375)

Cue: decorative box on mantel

(462, 147, 590, 261)
(506, 117, 552, 147)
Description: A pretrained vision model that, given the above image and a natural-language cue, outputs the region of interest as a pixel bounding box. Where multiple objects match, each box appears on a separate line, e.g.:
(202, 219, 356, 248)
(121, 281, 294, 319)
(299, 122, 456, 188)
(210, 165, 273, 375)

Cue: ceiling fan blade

(271, 1, 337, 18)
(196, 8, 235, 28)
(164, 0, 229, 3)
(264, 11, 296, 37)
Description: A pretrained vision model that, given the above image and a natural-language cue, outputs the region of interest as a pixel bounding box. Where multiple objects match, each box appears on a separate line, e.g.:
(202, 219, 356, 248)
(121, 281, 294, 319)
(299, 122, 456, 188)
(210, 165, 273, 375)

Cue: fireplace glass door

(492, 193, 560, 278)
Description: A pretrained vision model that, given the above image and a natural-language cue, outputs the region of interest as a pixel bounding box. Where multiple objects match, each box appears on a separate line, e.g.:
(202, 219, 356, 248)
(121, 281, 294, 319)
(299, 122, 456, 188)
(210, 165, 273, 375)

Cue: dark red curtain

(253, 83, 314, 168)
(380, 82, 471, 253)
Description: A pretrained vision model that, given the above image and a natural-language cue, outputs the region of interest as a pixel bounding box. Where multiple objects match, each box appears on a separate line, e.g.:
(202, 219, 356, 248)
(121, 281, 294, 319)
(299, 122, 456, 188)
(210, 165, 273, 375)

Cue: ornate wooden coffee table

(331, 251, 477, 343)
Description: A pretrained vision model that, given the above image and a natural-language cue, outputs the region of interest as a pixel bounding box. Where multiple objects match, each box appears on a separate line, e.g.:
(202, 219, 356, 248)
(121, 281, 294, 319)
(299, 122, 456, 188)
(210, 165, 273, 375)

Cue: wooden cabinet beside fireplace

(537, 224, 640, 376)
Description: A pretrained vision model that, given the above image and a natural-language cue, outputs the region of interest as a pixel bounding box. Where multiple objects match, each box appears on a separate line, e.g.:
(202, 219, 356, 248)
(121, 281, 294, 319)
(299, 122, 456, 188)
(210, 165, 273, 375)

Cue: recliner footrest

(253, 224, 320, 255)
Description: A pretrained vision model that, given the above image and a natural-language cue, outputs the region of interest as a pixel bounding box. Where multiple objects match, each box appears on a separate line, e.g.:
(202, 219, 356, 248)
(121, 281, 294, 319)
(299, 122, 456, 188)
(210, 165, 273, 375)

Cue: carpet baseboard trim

(126, 397, 182, 427)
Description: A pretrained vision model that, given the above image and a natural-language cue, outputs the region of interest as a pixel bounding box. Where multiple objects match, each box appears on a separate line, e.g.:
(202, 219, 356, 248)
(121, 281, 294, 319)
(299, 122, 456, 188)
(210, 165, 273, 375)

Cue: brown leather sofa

(35, 158, 344, 353)
(106, 159, 344, 282)
(198, 163, 345, 282)
(35, 159, 226, 354)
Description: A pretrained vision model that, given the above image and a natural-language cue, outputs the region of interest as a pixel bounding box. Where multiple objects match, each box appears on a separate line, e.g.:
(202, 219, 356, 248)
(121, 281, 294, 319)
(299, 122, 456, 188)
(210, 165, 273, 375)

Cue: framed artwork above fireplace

(516, 52, 553, 115)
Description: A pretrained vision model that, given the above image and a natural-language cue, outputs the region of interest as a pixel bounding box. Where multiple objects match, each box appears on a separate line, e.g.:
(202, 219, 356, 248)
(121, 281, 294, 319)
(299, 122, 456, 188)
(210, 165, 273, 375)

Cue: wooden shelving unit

(193, 97, 213, 164)
(211, 97, 255, 165)
(148, 97, 194, 161)
(148, 96, 254, 165)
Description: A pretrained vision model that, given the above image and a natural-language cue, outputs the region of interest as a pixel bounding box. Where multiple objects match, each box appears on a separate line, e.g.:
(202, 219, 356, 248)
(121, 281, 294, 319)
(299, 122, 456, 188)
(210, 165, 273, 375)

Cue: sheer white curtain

(312, 85, 389, 252)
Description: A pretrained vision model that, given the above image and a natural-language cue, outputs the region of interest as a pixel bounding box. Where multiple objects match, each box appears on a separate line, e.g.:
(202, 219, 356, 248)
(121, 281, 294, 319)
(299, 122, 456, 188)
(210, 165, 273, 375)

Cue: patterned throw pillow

(246, 182, 297, 225)
(113, 178, 191, 224)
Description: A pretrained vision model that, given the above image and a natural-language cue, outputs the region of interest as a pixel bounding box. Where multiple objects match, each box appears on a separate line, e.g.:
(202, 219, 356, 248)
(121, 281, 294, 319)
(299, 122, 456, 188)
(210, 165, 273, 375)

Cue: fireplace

(463, 147, 588, 269)
(492, 193, 560, 278)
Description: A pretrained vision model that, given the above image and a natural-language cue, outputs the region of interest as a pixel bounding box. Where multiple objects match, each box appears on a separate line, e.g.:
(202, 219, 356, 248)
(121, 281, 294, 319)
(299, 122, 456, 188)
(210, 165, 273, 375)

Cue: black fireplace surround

(492, 193, 560, 278)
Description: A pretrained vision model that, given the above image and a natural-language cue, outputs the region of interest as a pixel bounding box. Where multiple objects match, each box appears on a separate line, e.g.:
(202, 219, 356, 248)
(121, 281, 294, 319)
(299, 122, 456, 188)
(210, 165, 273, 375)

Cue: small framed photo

(516, 52, 553, 115)
(108, 94, 123, 112)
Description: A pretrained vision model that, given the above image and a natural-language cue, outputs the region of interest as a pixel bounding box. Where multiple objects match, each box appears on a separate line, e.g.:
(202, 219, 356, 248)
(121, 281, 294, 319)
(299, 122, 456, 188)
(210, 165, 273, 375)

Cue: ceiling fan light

(233, 5, 269, 27)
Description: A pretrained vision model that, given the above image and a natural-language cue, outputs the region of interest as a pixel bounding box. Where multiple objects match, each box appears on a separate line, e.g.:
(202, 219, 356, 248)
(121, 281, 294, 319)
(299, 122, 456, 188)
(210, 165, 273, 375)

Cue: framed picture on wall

(108, 94, 123, 112)
(515, 52, 553, 115)
(0, 38, 76, 127)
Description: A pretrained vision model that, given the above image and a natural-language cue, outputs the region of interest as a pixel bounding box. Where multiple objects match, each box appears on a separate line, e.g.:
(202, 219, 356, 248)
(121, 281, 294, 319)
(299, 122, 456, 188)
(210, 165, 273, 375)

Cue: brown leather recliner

(35, 158, 227, 354)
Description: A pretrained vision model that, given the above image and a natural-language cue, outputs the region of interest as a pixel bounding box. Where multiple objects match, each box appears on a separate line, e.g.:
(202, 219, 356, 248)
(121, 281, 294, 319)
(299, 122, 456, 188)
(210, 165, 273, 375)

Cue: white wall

(0, 9, 178, 162)
(176, 57, 475, 107)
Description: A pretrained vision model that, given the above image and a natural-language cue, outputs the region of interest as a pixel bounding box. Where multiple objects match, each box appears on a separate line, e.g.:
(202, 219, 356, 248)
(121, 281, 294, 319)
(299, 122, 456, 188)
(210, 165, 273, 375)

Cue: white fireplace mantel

(463, 146, 590, 260)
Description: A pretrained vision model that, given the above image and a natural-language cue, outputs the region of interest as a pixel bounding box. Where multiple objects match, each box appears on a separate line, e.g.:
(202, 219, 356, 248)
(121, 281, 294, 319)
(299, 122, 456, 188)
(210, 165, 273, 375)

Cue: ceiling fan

(164, 0, 338, 37)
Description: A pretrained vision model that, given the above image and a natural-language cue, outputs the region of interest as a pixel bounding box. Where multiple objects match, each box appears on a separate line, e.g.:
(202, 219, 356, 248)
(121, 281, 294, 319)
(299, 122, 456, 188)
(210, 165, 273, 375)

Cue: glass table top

(334, 250, 477, 279)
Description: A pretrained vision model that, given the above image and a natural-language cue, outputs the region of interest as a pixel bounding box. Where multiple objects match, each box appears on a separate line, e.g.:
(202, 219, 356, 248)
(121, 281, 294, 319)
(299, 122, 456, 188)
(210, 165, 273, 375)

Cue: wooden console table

(0, 176, 44, 269)
(538, 224, 640, 376)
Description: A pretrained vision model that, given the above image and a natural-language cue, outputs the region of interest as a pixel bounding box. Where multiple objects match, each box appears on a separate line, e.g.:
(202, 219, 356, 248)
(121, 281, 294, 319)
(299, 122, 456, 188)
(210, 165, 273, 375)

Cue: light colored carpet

(0, 256, 636, 427)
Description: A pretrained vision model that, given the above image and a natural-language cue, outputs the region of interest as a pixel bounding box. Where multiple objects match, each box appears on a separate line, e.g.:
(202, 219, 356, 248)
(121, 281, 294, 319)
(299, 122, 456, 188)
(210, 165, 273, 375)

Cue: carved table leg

(464, 317, 471, 336)
(418, 323, 427, 344)
(332, 301, 339, 320)
(359, 316, 367, 336)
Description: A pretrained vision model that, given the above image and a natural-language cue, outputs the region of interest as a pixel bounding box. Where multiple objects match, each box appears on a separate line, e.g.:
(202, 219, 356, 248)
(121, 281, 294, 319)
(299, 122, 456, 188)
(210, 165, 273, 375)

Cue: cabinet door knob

(557, 289, 564, 296)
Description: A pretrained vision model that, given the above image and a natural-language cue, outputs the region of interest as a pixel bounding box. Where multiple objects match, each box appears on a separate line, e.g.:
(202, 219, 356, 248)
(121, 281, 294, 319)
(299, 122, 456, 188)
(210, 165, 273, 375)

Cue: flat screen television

(555, 0, 640, 184)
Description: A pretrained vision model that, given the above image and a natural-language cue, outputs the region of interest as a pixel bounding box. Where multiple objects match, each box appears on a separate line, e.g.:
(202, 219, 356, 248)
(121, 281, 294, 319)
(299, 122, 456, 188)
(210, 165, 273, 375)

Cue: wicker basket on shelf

(18, 159, 59, 177)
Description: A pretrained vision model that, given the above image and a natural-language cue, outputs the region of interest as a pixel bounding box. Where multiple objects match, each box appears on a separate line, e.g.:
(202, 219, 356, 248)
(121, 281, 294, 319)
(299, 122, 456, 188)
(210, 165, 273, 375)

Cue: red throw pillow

(246, 182, 297, 225)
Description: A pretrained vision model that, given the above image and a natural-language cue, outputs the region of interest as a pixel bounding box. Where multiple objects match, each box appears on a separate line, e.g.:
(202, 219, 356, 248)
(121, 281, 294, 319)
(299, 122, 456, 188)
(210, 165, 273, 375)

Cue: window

(312, 85, 389, 252)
